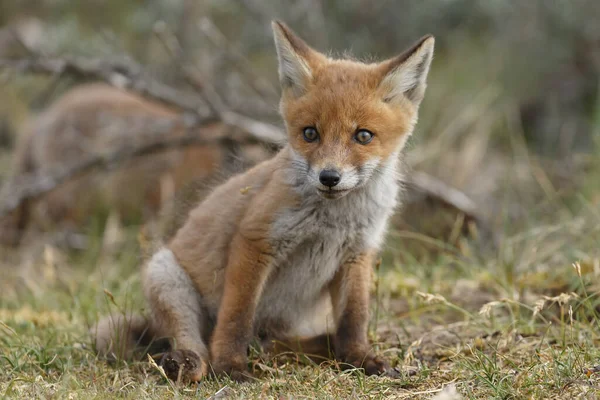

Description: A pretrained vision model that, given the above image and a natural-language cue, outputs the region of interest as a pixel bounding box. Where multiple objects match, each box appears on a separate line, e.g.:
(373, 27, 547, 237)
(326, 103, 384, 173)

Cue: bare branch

(197, 17, 278, 100)
(221, 111, 285, 146)
(0, 54, 286, 145)
(403, 171, 482, 222)
(0, 56, 211, 117)
(153, 23, 226, 116)
(0, 131, 259, 219)
(153, 25, 286, 146)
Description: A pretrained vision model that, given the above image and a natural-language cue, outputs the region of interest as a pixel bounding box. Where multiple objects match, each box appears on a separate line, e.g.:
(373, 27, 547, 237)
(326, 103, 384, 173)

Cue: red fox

(94, 21, 434, 382)
(1, 83, 269, 245)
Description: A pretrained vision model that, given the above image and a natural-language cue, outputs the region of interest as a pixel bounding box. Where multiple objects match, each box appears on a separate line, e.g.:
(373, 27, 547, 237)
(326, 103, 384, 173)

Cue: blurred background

(0, 0, 599, 295)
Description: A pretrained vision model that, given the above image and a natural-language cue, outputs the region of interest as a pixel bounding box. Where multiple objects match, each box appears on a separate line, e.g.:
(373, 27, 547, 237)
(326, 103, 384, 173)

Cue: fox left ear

(379, 35, 435, 106)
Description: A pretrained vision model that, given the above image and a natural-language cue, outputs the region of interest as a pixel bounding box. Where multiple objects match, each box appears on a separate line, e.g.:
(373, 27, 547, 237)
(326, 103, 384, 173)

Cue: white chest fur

(256, 156, 401, 331)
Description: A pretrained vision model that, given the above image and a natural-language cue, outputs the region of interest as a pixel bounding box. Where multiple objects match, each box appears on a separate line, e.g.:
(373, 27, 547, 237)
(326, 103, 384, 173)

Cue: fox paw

(159, 349, 203, 382)
(342, 354, 390, 376)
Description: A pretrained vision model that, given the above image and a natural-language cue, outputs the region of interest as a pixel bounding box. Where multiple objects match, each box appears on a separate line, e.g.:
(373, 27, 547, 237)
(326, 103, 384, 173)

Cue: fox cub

(94, 21, 434, 382)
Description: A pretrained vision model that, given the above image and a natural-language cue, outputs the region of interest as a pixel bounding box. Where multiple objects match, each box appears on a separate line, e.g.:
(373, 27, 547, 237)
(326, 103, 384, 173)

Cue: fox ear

(379, 35, 435, 106)
(272, 21, 319, 96)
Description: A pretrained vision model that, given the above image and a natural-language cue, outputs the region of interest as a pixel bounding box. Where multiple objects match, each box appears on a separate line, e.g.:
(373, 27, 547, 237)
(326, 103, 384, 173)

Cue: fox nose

(319, 169, 341, 187)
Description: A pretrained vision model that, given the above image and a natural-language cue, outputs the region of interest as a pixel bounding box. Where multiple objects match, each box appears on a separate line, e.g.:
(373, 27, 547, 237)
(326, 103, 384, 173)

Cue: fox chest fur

(253, 159, 401, 334)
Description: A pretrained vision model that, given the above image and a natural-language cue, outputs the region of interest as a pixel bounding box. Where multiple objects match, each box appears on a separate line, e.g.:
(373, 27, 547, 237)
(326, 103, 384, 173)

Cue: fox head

(272, 21, 434, 200)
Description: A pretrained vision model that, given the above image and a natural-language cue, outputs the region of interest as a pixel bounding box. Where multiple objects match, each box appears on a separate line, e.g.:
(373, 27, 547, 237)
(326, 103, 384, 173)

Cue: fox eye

(302, 127, 319, 142)
(354, 129, 374, 144)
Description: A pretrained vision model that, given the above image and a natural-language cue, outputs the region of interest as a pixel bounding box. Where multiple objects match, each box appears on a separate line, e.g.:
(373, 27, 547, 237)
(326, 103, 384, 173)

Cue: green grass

(1, 201, 599, 399)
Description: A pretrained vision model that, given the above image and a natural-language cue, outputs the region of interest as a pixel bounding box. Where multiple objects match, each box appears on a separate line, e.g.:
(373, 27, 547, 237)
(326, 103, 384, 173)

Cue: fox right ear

(379, 35, 435, 107)
(272, 21, 318, 96)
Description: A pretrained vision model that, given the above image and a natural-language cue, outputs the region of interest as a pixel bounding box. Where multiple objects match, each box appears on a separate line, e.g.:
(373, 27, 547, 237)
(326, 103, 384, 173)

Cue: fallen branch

(0, 56, 209, 116)
(0, 55, 285, 145)
(404, 170, 481, 221)
(402, 171, 494, 246)
(0, 132, 254, 218)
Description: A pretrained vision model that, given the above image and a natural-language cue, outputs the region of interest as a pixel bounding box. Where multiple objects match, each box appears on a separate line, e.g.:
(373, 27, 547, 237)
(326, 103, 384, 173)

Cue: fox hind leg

(144, 248, 209, 382)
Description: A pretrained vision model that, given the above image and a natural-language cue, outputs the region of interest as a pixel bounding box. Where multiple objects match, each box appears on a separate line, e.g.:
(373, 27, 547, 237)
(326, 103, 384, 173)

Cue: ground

(1, 203, 599, 399)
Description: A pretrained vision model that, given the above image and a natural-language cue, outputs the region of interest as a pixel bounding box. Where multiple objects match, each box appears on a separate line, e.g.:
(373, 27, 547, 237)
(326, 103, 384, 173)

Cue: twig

(153, 22, 227, 116)
(156, 24, 285, 142)
(153, 25, 286, 145)
(197, 17, 278, 99)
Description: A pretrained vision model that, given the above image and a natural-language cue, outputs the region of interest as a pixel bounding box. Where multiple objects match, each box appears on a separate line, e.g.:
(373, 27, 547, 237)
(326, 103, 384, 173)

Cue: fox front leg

(330, 251, 389, 375)
(208, 233, 274, 382)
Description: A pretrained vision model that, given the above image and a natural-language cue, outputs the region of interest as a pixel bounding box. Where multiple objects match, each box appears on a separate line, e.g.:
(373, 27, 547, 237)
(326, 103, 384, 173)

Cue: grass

(1, 198, 599, 399)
